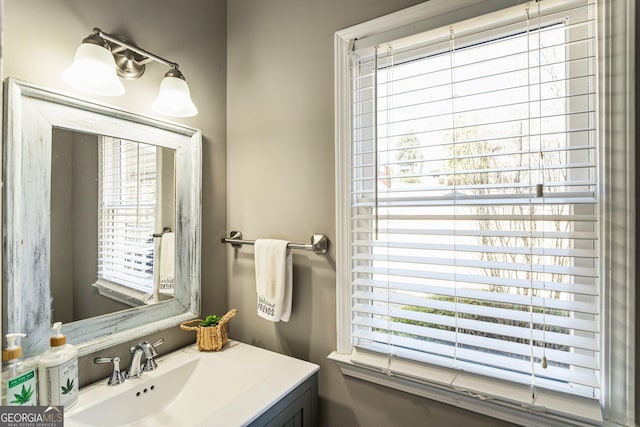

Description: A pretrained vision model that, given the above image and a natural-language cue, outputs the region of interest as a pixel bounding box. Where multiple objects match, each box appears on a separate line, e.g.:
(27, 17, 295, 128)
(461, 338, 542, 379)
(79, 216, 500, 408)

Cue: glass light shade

(62, 43, 125, 96)
(152, 76, 198, 117)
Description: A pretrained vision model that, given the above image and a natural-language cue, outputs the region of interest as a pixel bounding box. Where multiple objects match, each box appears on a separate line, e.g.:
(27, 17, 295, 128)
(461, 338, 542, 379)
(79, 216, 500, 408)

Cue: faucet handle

(146, 338, 165, 357)
(142, 338, 165, 372)
(94, 356, 125, 386)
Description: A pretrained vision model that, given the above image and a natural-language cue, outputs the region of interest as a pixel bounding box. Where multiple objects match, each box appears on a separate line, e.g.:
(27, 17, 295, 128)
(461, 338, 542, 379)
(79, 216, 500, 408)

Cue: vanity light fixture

(62, 28, 198, 117)
(152, 68, 198, 117)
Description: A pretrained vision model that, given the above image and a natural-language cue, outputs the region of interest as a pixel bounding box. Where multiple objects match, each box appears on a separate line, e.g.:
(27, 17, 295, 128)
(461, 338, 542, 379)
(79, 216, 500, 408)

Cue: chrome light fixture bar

(63, 28, 198, 117)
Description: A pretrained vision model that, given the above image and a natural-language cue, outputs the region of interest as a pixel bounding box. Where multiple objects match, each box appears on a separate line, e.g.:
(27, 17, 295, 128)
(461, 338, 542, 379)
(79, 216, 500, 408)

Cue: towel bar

(220, 231, 329, 254)
(152, 227, 172, 238)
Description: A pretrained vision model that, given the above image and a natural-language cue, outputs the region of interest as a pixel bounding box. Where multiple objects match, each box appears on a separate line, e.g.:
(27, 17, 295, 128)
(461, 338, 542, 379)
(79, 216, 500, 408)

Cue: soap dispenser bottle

(2, 333, 39, 406)
(38, 322, 79, 408)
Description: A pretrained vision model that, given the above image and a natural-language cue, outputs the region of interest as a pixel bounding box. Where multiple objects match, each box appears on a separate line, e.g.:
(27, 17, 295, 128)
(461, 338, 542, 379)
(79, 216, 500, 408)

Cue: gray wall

(50, 128, 75, 324)
(226, 1, 514, 426)
(68, 131, 106, 321)
(50, 129, 120, 323)
(3, 0, 227, 385)
(636, 3, 639, 424)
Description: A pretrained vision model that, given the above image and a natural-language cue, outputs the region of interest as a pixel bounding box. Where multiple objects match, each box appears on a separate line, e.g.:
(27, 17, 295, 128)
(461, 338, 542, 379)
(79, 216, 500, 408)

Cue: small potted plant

(180, 309, 237, 351)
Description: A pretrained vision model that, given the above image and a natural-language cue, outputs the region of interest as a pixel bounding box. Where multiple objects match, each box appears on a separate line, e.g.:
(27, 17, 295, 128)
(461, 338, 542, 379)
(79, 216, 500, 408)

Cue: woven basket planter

(180, 308, 238, 351)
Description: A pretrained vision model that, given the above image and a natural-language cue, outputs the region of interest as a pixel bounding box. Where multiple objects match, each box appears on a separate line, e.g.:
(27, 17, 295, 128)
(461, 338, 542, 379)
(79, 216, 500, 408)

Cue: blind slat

(355, 253, 597, 277)
(352, 227, 597, 240)
(353, 288, 598, 319)
(353, 277, 598, 298)
(353, 240, 597, 259)
(352, 213, 597, 222)
(353, 296, 599, 334)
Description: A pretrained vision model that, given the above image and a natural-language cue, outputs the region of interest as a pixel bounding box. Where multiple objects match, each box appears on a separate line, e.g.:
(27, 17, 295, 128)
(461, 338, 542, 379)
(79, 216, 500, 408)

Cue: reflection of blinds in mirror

(98, 137, 157, 293)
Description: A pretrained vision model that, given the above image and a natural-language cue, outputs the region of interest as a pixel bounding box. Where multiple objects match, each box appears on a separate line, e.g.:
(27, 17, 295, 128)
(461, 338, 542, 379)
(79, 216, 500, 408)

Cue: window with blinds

(98, 137, 157, 294)
(348, 0, 598, 399)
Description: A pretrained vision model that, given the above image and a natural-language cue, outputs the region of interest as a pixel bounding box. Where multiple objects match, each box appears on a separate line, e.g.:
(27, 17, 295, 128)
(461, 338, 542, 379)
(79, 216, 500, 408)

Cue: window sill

(327, 349, 603, 427)
(93, 279, 153, 307)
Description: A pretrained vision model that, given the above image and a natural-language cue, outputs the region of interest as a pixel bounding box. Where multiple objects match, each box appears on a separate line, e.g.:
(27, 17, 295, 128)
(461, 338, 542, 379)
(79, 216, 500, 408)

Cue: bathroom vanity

(65, 341, 319, 427)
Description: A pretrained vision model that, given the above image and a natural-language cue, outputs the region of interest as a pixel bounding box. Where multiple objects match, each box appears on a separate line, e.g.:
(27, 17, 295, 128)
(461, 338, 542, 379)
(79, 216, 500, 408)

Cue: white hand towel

(254, 239, 292, 322)
(159, 232, 175, 296)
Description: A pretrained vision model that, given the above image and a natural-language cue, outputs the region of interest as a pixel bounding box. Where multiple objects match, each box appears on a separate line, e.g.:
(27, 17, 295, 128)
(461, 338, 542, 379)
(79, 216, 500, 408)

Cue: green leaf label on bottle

(8, 370, 34, 389)
(5, 368, 38, 406)
(44, 358, 78, 407)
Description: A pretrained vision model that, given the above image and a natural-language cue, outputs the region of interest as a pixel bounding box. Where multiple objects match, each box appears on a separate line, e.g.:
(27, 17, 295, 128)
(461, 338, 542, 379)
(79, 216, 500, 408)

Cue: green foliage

(394, 134, 423, 183)
(61, 378, 74, 395)
(200, 314, 222, 327)
(10, 384, 33, 405)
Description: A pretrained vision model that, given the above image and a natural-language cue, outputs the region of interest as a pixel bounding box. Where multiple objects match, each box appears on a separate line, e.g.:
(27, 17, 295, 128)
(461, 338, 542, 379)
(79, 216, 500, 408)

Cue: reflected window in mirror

(95, 137, 158, 305)
(50, 131, 177, 324)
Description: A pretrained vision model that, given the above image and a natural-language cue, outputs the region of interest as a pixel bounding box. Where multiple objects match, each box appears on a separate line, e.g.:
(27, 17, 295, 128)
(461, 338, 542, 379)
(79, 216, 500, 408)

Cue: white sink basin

(65, 341, 318, 427)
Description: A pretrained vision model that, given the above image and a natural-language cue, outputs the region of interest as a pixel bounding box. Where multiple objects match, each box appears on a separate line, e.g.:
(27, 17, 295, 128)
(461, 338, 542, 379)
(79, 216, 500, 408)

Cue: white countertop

(190, 340, 319, 426)
(66, 340, 319, 427)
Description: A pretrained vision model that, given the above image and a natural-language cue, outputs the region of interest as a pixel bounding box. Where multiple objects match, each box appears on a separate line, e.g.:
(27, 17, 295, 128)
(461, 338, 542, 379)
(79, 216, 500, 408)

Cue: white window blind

(98, 137, 157, 293)
(348, 0, 599, 399)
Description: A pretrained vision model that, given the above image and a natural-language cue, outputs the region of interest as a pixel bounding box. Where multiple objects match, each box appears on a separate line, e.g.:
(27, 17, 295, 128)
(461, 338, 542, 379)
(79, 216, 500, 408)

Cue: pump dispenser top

(2, 333, 26, 361)
(50, 322, 66, 347)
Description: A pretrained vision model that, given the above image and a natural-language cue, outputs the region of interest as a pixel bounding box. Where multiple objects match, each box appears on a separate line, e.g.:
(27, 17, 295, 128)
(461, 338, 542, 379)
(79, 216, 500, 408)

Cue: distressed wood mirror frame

(3, 78, 201, 356)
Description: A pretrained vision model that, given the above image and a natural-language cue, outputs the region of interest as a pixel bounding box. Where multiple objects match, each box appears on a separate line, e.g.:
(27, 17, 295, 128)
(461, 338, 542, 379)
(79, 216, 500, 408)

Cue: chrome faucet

(94, 356, 126, 386)
(125, 338, 164, 379)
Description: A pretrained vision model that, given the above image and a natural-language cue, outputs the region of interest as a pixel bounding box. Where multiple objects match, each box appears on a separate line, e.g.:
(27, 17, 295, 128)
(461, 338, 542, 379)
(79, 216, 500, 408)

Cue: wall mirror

(2, 78, 201, 357)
